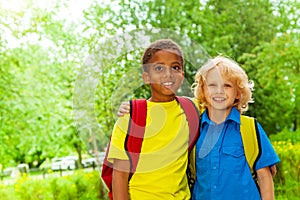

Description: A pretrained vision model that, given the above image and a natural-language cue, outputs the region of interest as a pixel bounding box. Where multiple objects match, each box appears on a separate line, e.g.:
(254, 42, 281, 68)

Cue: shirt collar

(201, 107, 241, 126)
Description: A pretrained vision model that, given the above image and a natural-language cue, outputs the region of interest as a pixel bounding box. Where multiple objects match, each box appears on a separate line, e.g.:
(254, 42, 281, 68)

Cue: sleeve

(107, 114, 130, 163)
(255, 122, 280, 170)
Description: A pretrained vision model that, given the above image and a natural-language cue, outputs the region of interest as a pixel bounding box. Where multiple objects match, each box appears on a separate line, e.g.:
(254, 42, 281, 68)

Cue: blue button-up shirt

(192, 107, 280, 200)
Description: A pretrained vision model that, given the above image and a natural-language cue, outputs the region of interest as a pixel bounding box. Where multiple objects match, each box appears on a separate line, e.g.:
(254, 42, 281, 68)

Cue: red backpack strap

(125, 99, 147, 180)
(101, 135, 114, 200)
(176, 96, 200, 153)
(101, 99, 147, 200)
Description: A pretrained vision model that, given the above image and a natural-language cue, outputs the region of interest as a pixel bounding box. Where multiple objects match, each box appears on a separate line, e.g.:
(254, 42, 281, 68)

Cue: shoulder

(177, 96, 204, 112)
(113, 114, 130, 133)
(239, 117, 274, 149)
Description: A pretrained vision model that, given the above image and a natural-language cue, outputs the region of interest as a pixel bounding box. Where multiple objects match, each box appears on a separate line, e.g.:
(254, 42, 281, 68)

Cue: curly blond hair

(192, 56, 254, 113)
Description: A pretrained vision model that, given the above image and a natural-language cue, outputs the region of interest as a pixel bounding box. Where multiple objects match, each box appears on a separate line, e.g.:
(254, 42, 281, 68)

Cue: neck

(148, 95, 176, 102)
(207, 107, 232, 124)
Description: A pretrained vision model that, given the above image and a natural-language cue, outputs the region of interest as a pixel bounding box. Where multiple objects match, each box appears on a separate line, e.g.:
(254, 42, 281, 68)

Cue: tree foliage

(0, 0, 299, 168)
(0, 0, 87, 168)
(241, 33, 300, 133)
(198, 0, 279, 58)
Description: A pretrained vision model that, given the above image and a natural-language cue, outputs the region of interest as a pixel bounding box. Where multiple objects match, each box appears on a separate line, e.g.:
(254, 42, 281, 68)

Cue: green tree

(273, 0, 300, 34)
(241, 33, 300, 133)
(0, 0, 88, 167)
(198, 0, 278, 58)
(93, 0, 280, 58)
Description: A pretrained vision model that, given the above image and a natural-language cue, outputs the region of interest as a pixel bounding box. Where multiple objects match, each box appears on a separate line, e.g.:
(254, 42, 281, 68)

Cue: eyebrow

(152, 62, 164, 65)
(152, 61, 182, 65)
(172, 61, 182, 65)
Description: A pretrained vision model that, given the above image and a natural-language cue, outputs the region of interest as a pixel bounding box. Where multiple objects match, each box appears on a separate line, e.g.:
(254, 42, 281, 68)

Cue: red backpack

(101, 96, 200, 199)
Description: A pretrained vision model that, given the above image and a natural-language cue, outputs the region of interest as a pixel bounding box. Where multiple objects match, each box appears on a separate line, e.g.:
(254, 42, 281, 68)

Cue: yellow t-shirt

(108, 99, 191, 200)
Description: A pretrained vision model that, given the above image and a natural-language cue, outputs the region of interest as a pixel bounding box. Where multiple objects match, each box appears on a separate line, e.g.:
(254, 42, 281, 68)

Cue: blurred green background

(0, 0, 299, 199)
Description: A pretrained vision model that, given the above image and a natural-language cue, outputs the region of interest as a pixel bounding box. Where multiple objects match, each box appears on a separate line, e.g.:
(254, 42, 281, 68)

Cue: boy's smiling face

(204, 67, 240, 112)
(142, 50, 184, 102)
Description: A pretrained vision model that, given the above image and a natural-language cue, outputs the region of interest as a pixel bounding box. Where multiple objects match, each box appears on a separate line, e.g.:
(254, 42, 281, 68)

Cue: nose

(164, 67, 174, 78)
(216, 85, 224, 93)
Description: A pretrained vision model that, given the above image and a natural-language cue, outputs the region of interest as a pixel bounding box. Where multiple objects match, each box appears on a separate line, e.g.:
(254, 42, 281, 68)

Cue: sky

(0, 0, 99, 48)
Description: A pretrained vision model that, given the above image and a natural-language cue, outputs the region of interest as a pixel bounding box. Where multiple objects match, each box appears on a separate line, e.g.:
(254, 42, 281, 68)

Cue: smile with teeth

(162, 82, 174, 88)
(213, 97, 226, 102)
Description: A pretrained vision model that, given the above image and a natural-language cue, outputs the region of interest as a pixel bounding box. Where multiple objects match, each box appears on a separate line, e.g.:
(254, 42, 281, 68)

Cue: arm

(117, 102, 130, 117)
(269, 165, 277, 178)
(112, 159, 130, 200)
(257, 167, 274, 200)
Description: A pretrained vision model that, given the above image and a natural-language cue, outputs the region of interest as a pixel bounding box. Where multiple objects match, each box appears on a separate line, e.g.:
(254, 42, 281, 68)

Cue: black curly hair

(142, 39, 184, 72)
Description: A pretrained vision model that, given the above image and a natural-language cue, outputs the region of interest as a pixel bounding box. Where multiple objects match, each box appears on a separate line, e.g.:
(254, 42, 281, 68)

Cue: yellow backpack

(188, 115, 261, 190)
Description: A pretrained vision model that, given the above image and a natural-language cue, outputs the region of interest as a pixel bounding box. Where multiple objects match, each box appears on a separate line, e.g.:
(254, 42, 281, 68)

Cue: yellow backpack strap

(240, 115, 262, 179)
(187, 146, 197, 191)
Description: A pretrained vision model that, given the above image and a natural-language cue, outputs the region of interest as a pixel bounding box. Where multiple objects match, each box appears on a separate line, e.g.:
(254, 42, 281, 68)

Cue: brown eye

(154, 65, 164, 71)
(224, 84, 232, 88)
(172, 65, 181, 71)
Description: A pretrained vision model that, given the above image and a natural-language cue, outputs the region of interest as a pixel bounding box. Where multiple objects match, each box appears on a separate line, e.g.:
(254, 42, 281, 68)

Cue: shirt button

(212, 166, 217, 170)
(213, 185, 217, 189)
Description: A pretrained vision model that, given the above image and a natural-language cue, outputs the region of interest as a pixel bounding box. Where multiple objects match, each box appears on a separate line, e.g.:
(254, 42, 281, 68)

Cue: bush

(0, 170, 108, 200)
(270, 128, 300, 144)
(271, 135, 300, 199)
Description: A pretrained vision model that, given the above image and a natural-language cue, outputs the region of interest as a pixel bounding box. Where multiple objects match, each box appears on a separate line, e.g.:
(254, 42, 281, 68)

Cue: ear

(142, 72, 150, 84)
(236, 91, 241, 99)
(181, 72, 185, 84)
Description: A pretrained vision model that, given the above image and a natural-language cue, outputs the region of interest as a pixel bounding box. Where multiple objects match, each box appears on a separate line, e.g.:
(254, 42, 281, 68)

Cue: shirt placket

(210, 124, 224, 200)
